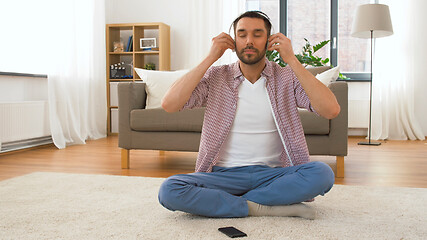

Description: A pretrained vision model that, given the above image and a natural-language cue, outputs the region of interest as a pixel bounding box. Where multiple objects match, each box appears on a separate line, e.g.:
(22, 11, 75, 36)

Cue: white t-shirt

(215, 76, 283, 168)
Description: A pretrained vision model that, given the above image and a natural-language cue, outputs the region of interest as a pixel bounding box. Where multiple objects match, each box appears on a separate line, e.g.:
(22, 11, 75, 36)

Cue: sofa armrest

(328, 81, 348, 156)
(118, 82, 147, 149)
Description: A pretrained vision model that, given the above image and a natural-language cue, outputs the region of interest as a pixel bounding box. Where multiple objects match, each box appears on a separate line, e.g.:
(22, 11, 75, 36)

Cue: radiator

(0, 101, 51, 152)
(348, 100, 369, 128)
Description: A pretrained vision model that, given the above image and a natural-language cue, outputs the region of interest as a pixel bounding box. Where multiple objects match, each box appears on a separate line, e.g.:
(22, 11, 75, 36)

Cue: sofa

(118, 66, 348, 177)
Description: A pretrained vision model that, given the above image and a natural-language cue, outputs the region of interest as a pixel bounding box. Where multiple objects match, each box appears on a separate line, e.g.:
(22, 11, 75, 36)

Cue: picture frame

(140, 38, 157, 50)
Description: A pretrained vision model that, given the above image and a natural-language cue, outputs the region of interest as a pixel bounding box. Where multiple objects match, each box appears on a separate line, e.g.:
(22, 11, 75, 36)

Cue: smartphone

(218, 226, 247, 238)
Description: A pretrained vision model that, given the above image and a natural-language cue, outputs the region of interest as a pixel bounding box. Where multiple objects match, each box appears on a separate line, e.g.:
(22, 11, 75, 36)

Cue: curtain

(47, 0, 107, 148)
(188, 0, 245, 67)
(372, 0, 425, 140)
(219, 0, 246, 65)
(0, 0, 107, 149)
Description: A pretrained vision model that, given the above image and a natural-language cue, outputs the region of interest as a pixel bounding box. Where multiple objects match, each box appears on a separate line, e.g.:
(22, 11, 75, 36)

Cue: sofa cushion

(134, 68, 189, 109)
(298, 109, 330, 134)
(130, 108, 205, 132)
(131, 107, 328, 134)
(306, 66, 331, 76)
(315, 66, 340, 86)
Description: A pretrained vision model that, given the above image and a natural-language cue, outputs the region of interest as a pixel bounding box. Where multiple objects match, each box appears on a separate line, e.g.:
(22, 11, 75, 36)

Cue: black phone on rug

(218, 226, 247, 238)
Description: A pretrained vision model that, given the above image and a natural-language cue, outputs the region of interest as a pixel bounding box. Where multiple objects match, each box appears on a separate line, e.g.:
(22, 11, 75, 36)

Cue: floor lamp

(351, 4, 393, 146)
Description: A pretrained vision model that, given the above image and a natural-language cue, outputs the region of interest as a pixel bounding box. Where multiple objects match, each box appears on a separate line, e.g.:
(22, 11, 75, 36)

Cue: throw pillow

(134, 68, 189, 109)
(315, 66, 340, 86)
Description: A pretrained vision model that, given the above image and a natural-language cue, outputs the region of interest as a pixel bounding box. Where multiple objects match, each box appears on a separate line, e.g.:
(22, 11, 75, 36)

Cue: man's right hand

(207, 32, 235, 62)
(162, 32, 235, 113)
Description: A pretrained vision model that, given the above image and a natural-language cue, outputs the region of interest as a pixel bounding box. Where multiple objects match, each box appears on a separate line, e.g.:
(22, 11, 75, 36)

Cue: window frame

(279, 0, 377, 81)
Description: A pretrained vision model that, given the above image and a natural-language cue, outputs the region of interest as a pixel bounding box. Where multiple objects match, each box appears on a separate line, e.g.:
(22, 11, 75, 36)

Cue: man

(158, 11, 340, 219)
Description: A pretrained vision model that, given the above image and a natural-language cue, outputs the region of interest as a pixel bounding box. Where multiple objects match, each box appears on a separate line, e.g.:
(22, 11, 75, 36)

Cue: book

(125, 36, 130, 52)
(126, 35, 133, 52)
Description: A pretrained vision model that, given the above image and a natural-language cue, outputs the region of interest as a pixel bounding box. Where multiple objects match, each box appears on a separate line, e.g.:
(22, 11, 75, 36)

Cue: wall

(412, 0, 427, 136)
(0, 76, 48, 102)
(414, 62, 427, 137)
(105, 0, 427, 136)
(347, 82, 370, 135)
(105, 0, 195, 70)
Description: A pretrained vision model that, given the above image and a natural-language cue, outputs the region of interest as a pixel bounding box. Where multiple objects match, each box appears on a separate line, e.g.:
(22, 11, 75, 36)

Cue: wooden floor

(0, 136, 426, 188)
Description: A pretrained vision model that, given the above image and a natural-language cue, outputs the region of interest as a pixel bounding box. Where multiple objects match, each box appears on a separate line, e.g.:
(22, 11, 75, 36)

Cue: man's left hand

(267, 33, 297, 65)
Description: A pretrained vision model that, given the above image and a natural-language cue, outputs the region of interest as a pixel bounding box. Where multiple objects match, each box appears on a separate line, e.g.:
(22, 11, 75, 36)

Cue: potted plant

(266, 38, 348, 79)
(144, 63, 156, 70)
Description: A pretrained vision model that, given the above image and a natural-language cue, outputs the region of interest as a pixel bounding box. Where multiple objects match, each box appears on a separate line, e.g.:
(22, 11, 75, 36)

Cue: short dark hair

(230, 11, 272, 37)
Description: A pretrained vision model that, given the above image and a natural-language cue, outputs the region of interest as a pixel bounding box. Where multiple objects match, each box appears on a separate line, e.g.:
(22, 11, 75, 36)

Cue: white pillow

(134, 68, 189, 109)
(315, 66, 340, 86)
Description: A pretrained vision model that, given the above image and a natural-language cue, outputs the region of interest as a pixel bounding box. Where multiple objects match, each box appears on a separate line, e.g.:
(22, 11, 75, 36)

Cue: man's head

(232, 11, 272, 38)
(231, 11, 272, 65)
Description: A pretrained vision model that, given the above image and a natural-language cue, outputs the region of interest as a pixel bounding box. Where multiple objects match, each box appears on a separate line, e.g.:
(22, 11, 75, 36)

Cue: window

(247, 0, 376, 80)
(0, 1, 52, 74)
(246, 0, 280, 34)
(287, 0, 331, 60)
(337, 0, 373, 74)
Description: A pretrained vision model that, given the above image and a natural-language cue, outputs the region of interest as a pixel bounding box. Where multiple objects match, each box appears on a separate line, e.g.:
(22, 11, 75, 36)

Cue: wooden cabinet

(106, 23, 170, 134)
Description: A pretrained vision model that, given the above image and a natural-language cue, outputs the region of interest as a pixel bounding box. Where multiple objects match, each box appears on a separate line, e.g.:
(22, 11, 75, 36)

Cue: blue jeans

(158, 161, 334, 218)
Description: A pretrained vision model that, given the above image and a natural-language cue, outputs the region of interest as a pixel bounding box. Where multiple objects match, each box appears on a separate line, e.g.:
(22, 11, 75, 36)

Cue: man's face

(234, 17, 268, 65)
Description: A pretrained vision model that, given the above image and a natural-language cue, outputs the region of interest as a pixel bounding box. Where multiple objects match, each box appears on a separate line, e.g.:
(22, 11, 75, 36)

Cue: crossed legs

(158, 161, 334, 218)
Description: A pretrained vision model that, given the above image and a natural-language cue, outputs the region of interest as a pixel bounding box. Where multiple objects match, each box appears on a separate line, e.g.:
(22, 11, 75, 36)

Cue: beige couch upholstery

(118, 67, 348, 177)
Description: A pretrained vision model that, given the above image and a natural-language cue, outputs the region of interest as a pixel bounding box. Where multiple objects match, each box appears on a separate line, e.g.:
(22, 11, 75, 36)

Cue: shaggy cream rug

(0, 172, 426, 239)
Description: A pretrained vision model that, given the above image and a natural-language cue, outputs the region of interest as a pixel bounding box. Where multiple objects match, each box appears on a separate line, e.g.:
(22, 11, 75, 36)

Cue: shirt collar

(261, 58, 273, 78)
(229, 58, 273, 91)
(229, 62, 244, 91)
(231, 57, 274, 79)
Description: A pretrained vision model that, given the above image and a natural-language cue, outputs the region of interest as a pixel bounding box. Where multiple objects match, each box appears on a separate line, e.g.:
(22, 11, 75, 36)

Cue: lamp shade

(351, 4, 393, 39)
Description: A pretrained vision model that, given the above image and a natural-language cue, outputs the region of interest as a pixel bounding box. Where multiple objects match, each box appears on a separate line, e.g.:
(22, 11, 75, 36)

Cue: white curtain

(219, 0, 246, 65)
(372, 0, 425, 140)
(47, 0, 107, 148)
(188, 0, 245, 67)
(0, 0, 107, 149)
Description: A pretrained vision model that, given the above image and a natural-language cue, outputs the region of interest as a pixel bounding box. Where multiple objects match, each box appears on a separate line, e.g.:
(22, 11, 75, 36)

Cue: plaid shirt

(182, 58, 316, 172)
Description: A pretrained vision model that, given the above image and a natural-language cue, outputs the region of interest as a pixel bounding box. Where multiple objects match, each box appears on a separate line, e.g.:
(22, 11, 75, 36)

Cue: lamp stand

(359, 30, 381, 146)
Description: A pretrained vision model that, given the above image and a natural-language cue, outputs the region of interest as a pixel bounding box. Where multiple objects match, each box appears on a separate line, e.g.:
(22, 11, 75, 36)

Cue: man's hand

(207, 32, 235, 62)
(267, 33, 340, 119)
(267, 33, 298, 65)
(162, 33, 234, 113)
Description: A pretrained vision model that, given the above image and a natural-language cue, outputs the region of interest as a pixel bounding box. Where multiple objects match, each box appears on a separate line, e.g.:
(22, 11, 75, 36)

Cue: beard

(234, 42, 268, 65)
(235, 44, 267, 65)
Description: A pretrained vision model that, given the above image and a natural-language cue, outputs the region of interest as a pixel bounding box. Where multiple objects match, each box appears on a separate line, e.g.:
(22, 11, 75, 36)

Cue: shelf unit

(106, 22, 170, 135)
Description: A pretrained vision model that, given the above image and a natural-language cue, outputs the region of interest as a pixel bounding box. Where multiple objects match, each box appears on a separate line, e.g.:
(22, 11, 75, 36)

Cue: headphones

(229, 10, 273, 38)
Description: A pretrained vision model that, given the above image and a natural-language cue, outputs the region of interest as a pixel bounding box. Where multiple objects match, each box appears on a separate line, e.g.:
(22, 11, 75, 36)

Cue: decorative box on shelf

(110, 62, 133, 79)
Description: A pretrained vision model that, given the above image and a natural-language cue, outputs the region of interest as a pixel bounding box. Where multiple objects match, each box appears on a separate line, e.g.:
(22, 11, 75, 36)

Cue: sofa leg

(121, 149, 130, 169)
(336, 156, 344, 178)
